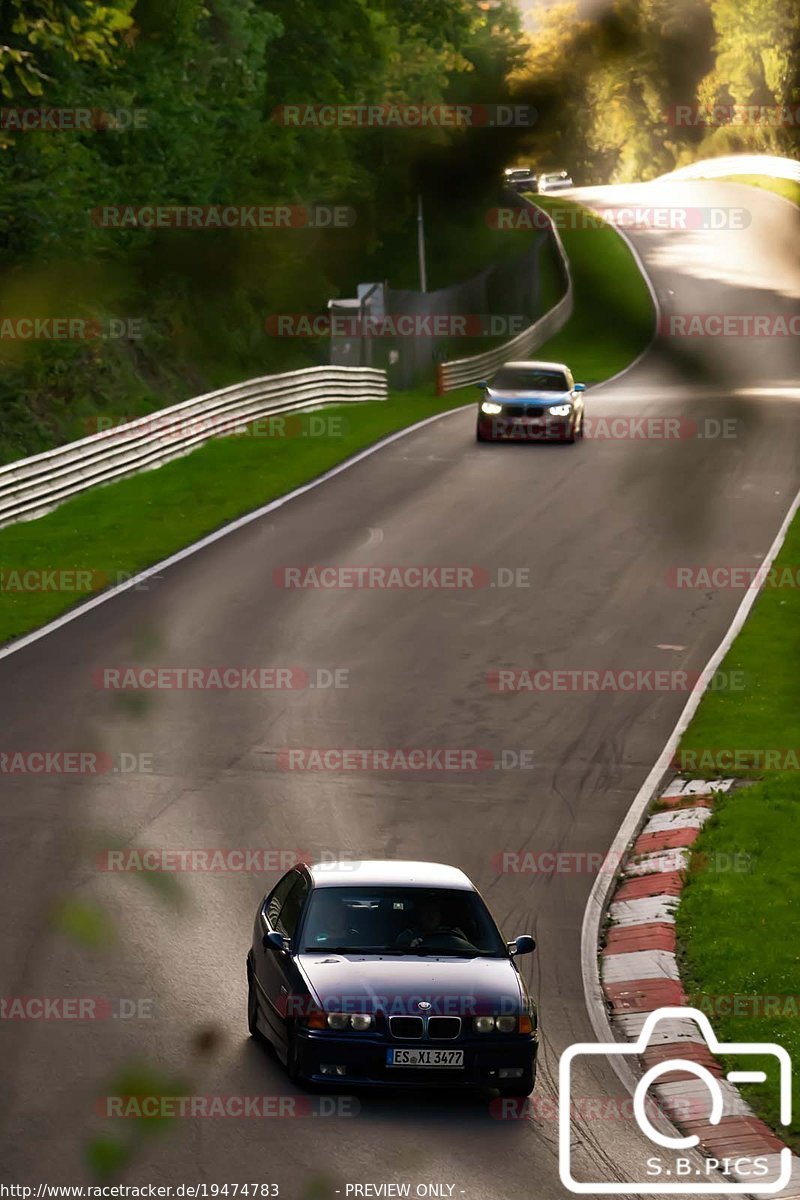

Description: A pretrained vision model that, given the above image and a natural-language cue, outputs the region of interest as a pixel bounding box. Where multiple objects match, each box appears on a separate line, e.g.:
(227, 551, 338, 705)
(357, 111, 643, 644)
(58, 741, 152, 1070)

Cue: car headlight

(548, 403, 572, 416)
(324, 1012, 374, 1031)
(350, 1013, 374, 1031)
(481, 401, 502, 415)
(495, 1015, 518, 1033)
(473, 1014, 529, 1033)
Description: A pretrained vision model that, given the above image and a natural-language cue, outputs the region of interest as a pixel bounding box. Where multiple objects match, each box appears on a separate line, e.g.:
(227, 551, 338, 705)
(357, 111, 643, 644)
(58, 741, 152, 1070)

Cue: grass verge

(716, 174, 800, 208)
(0, 202, 654, 647)
(675, 508, 800, 1150)
(527, 193, 655, 383)
(0, 386, 467, 644)
(677, 776, 800, 1151)
(677, 513, 800, 779)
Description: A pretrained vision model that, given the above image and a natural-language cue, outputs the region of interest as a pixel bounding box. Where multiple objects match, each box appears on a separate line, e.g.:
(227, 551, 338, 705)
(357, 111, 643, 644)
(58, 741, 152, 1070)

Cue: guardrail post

(435, 363, 446, 396)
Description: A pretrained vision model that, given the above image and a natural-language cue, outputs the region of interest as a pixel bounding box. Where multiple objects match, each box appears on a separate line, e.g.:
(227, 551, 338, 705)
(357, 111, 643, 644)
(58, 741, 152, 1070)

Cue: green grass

(0, 386, 469, 644)
(677, 514, 800, 779)
(715, 175, 800, 208)
(0, 200, 653, 647)
(675, 508, 800, 1148)
(677, 776, 800, 1150)
(525, 194, 655, 383)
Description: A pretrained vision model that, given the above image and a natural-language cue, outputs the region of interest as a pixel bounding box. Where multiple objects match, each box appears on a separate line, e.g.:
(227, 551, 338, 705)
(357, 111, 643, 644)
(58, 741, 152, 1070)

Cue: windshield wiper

(302, 946, 499, 957)
(372, 947, 493, 957)
(303, 946, 437, 955)
(302, 945, 365, 954)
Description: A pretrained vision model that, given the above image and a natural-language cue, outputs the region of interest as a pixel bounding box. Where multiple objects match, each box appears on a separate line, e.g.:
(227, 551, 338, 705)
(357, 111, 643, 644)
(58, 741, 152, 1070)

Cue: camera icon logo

(558, 1006, 793, 1194)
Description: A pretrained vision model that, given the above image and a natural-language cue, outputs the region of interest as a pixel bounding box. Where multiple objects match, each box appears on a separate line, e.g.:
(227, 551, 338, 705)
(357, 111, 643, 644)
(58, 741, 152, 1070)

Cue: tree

(698, 0, 800, 154)
(0, 0, 133, 99)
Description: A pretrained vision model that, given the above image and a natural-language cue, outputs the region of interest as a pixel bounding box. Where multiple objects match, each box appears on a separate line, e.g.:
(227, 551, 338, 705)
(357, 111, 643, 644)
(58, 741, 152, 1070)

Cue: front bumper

(295, 1028, 537, 1089)
(478, 413, 573, 441)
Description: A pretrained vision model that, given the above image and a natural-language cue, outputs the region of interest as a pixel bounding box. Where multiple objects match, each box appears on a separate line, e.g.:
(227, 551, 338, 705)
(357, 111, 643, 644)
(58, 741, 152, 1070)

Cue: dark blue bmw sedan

(247, 860, 538, 1094)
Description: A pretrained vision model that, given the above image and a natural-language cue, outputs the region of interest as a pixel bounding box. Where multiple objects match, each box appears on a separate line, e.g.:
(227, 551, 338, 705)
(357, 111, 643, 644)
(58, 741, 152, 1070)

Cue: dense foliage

(516, 0, 799, 182)
(0, 0, 526, 459)
(0, 0, 796, 460)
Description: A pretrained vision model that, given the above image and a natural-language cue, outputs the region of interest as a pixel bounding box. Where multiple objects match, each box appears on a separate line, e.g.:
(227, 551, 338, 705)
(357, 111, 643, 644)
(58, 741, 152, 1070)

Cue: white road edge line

(576, 179, 800, 1147)
(0, 404, 471, 661)
(580, 479, 800, 1103)
(693, 177, 800, 218)
(580, 479, 800, 1198)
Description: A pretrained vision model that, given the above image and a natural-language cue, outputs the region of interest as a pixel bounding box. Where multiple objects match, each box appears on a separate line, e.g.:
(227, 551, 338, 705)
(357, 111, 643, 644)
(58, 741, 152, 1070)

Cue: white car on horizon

(538, 170, 573, 193)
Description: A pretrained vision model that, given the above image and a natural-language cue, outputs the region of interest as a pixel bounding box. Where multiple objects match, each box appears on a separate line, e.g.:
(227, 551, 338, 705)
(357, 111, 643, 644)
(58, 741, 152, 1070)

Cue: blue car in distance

(247, 860, 538, 1094)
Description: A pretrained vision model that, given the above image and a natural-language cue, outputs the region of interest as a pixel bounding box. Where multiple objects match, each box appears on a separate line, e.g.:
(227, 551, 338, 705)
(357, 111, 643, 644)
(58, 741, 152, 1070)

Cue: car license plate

(386, 1048, 464, 1068)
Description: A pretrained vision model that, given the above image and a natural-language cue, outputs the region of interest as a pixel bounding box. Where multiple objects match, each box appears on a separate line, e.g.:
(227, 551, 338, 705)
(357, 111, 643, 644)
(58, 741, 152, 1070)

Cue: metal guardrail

(0, 365, 387, 528)
(435, 204, 573, 394)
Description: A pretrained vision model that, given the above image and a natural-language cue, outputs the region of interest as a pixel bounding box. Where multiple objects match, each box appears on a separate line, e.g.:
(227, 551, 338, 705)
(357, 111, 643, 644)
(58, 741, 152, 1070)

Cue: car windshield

(508, 170, 531, 178)
(301, 886, 508, 957)
(490, 367, 568, 391)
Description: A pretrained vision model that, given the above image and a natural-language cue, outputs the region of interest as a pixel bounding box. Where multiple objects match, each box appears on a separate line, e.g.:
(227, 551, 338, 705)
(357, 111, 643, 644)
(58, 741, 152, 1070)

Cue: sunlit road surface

(0, 181, 798, 1198)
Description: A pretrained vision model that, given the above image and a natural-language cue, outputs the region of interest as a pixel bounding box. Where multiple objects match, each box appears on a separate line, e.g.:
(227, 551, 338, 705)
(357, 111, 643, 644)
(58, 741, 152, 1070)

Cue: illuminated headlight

(326, 1012, 374, 1031)
(548, 403, 572, 416)
(481, 401, 502, 415)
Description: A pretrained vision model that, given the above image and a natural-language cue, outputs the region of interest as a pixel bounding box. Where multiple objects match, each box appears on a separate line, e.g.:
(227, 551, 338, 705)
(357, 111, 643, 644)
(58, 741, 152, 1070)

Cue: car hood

(486, 388, 572, 404)
(297, 953, 525, 1016)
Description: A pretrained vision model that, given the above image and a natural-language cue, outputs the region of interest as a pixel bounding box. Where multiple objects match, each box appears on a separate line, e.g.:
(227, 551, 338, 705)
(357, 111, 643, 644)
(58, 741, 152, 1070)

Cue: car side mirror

(509, 935, 536, 956)
(476, 380, 488, 390)
(263, 930, 289, 953)
(573, 383, 586, 392)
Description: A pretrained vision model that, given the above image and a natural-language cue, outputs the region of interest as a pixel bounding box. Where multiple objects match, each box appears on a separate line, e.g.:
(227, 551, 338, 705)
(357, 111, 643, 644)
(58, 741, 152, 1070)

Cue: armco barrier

(0, 365, 387, 528)
(435, 203, 573, 394)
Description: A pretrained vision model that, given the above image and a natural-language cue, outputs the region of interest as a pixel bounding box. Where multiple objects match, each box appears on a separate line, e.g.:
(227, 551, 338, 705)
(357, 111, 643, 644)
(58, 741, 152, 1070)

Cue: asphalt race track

(1, 181, 798, 1198)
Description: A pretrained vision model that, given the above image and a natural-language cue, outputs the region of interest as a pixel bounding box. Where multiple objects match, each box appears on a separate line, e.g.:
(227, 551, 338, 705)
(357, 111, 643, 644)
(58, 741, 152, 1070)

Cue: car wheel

(247, 958, 263, 1040)
(498, 1065, 536, 1097)
(566, 420, 577, 445)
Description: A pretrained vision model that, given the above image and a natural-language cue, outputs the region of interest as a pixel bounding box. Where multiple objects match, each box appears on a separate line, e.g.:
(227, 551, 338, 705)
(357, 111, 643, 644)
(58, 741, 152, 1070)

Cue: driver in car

(311, 901, 361, 947)
(394, 896, 471, 949)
